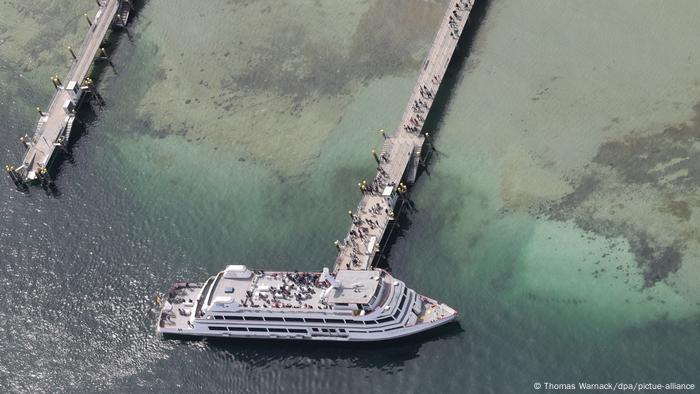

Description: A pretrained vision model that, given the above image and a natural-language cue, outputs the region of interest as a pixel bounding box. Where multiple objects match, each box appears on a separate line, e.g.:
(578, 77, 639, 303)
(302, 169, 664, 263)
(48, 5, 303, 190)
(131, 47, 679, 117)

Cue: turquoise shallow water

(1, 0, 699, 392)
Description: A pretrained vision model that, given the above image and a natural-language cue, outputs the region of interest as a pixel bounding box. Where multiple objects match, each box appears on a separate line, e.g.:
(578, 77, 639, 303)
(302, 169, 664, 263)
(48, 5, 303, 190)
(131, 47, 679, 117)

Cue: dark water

(1, 0, 699, 392)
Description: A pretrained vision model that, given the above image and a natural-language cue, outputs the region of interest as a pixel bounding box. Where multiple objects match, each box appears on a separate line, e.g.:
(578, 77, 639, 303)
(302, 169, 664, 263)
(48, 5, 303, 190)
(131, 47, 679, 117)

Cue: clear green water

(1, 0, 699, 392)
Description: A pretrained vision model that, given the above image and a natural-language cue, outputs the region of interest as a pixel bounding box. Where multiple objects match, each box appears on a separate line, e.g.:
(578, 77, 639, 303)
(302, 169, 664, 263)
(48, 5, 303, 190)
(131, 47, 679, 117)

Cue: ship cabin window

(269, 328, 287, 333)
(378, 317, 393, 323)
(224, 315, 243, 320)
(321, 328, 329, 333)
(325, 319, 343, 324)
(393, 309, 401, 319)
(311, 328, 319, 332)
(345, 320, 363, 324)
(245, 316, 263, 321)
(223, 287, 235, 294)
(214, 315, 224, 320)
(209, 326, 227, 331)
(398, 291, 407, 310)
(264, 317, 283, 322)
(249, 327, 266, 332)
(285, 317, 303, 322)
(336, 303, 348, 306)
(228, 327, 247, 332)
(289, 329, 307, 334)
(306, 318, 324, 323)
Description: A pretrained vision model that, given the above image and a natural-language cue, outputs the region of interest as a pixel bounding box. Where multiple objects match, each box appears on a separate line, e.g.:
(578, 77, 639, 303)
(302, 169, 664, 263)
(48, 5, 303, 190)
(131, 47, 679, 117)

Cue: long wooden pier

(5, 0, 132, 186)
(334, 0, 475, 272)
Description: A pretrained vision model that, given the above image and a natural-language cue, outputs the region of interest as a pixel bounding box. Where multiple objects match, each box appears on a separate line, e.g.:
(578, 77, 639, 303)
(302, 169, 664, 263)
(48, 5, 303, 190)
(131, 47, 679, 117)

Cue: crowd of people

(244, 272, 332, 309)
(450, 0, 472, 39)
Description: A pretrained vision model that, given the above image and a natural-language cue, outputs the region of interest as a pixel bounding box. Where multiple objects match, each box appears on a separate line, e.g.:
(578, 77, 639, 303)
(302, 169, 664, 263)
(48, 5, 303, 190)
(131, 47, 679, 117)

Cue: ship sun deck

(207, 269, 385, 313)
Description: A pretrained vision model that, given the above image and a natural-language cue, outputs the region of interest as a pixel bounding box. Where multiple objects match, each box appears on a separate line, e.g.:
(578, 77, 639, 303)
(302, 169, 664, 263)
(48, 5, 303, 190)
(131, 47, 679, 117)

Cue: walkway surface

(13, 0, 123, 182)
(334, 0, 475, 272)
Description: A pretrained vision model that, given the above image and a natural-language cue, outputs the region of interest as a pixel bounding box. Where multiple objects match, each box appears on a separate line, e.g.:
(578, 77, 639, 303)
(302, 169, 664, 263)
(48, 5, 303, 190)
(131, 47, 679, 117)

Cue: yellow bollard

(36, 107, 43, 116)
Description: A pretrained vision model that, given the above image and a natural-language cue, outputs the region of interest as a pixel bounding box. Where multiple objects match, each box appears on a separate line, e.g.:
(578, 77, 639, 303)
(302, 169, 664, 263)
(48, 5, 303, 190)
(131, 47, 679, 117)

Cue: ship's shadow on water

(184, 322, 464, 369)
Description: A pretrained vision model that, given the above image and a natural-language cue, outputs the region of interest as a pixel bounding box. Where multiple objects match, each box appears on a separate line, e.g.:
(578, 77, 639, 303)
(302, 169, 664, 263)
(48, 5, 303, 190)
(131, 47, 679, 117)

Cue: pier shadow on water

(374, 197, 415, 272)
(374, 1, 492, 273)
(419, 0, 491, 176)
(37, 100, 99, 197)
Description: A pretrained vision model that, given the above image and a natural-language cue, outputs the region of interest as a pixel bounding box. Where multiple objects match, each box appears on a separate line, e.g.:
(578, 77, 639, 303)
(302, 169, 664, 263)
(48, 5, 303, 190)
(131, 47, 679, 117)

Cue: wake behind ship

(157, 265, 457, 341)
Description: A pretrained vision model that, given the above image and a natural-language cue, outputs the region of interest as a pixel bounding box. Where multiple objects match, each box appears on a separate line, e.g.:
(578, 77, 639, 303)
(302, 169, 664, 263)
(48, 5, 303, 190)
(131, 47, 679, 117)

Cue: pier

(334, 0, 475, 272)
(5, 0, 132, 186)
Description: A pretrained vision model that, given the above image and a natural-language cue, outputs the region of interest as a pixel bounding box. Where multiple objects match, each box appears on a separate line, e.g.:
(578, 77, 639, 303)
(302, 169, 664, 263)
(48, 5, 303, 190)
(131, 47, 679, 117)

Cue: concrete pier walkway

(6, 0, 131, 185)
(334, 0, 475, 272)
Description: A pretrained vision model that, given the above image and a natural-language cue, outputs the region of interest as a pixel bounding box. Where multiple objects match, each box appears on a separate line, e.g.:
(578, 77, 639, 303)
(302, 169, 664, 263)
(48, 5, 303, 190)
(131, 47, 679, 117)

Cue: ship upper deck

(205, 267, 386, 313)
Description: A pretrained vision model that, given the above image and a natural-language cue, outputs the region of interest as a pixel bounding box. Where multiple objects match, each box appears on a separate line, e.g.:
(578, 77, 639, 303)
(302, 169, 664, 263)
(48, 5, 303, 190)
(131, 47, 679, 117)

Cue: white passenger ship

(157, 265, 457, 341)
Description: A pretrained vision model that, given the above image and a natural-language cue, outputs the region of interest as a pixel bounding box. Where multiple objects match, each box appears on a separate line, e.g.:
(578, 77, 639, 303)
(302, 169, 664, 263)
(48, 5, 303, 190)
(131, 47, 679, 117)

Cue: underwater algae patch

(0, 0, 95, 70)
(136, 0, 444, 178)
(592, 102, 700, 190)
(539, 102, 700, 288)
(221, 0, 442, 101)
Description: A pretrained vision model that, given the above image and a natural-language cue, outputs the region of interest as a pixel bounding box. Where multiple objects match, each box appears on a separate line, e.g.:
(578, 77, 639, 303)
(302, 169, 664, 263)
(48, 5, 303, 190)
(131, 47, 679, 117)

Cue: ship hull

(157, 312, 457, 342)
